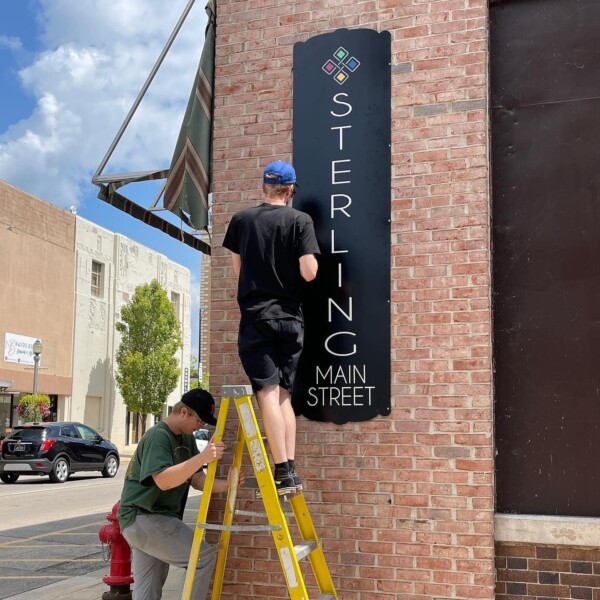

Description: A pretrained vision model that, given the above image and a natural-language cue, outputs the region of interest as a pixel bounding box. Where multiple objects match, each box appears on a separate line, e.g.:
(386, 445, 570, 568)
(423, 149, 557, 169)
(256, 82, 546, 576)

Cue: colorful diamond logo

(322, 59, 337, 74)
(346, 57, 360, 72)
(321, 46, 361, 85)
(335, 71, 348, 84)
(334, 47, 348, 61)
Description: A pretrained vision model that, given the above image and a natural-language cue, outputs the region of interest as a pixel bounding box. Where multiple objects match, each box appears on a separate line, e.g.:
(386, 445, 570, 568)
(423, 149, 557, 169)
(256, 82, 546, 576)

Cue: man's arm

(191, 466, 246, 492)
(231, 253, 241, 277)
(299, 254, 318, 282)
(190, 469, 206, 491)
(152, 442, 224, 491)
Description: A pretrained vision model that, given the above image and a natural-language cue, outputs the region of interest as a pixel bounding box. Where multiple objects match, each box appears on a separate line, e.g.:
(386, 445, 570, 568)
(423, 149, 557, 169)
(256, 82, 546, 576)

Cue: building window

(130, 412, 142, 444)
(91, 261, 104, 298)
(171, 292, 180, 321)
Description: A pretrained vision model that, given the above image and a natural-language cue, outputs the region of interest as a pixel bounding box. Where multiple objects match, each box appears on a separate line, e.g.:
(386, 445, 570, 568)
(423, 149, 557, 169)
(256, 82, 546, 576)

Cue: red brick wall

(496, 543, 600, 599)
(209, 1, 493, 598)
(199, 253, 212, 378)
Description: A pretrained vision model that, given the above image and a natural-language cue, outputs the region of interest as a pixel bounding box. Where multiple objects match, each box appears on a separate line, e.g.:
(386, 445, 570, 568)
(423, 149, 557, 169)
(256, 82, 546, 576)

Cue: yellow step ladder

(182, 384, 338, 600)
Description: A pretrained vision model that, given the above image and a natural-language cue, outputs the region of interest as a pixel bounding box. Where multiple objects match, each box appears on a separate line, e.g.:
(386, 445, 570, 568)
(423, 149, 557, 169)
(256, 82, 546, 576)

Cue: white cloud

(1, 0, 207, 357)
(0, 0, 207, 208)
(0, 35, 23, 51)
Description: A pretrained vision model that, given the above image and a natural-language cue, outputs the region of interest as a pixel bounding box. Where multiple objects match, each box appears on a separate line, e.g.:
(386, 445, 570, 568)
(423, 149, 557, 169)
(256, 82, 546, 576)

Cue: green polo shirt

(117, 421, 199, 531)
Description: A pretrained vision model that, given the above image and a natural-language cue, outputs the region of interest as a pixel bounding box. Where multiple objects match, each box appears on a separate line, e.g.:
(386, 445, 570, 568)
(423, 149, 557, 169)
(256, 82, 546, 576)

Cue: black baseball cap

(180, 389, 217, 426)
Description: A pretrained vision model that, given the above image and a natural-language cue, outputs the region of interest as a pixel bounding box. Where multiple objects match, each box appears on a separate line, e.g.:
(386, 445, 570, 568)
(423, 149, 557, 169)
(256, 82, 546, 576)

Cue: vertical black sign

(292, 29, 391, 424)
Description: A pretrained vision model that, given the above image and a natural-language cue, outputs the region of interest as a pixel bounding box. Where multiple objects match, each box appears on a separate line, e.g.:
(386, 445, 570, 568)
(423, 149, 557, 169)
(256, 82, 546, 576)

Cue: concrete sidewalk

(6, 565, 184, 599)
(4, 452, 186, 600)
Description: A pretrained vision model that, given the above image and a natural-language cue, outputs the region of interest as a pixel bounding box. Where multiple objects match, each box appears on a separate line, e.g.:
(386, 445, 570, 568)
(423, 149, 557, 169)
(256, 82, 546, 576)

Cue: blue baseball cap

(263, 161, 298, 185)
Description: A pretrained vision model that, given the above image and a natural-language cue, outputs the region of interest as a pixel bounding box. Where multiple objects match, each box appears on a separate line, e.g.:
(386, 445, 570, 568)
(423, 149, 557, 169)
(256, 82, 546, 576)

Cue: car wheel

(0, 473, 19, 484)
(102, 454, 119, 478)
(49, 457, 70, 483)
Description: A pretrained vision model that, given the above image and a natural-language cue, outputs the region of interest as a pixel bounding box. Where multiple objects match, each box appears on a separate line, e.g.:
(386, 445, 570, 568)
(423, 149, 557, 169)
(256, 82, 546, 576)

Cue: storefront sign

(3, 333, 39, 366)
(292, 28, 391, 424)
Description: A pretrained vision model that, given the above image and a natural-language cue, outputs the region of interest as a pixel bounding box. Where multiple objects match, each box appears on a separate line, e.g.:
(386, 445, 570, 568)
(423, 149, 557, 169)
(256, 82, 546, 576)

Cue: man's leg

(129, 546, 169, 600)
(256, 384, 296, 495)
(278, 386, 296, 461)
(256, 383, 288, 464)
(277, 319, 304, 492)
(239, 321, 296, 494)
(123, 514, 216, 600)
(239, 323, 286, 463)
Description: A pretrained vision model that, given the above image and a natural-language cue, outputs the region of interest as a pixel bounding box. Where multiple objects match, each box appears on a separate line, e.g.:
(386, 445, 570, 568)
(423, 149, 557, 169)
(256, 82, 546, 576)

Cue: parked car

(0, 422, 120, 484)
(194, 428, 209, 453)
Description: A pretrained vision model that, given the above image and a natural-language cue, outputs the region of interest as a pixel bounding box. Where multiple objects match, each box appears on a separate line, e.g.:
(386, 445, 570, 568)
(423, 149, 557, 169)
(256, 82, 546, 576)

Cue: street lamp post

(32, 339, 43, 398)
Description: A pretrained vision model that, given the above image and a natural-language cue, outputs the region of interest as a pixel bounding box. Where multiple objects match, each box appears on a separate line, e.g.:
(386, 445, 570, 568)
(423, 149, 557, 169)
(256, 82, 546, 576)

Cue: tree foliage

(190, 354, 199, 379)
(190, 372, 210, 391)
(115, 280, 182, 432)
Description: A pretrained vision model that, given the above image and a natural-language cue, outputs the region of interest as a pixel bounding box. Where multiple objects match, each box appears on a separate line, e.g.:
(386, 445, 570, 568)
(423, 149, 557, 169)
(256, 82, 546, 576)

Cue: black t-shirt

(223, 203, 320, 325)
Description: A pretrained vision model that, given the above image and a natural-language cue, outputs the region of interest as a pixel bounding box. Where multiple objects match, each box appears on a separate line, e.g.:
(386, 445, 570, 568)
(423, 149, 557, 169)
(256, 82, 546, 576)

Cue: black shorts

(238, 318, 304, 392)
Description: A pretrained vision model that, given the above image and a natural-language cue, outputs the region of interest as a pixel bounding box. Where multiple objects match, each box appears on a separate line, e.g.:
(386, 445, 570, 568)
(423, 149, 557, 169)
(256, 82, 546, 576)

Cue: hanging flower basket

(16, 394, 51, 423)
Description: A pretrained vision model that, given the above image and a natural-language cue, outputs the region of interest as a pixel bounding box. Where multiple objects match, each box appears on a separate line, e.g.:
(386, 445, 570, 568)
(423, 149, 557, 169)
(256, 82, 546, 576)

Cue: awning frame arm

(92, 0, 197, 184)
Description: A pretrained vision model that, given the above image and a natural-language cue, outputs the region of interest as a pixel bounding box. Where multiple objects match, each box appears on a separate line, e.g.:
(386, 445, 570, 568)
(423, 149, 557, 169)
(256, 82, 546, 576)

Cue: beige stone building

(0, 180, 192, 451)
(0, 181, 75, 431)
(71, 217, 192, 449)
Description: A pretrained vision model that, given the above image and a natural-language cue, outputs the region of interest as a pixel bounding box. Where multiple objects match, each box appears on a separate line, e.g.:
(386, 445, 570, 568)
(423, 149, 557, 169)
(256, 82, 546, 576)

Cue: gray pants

(122, 513, 216, 600)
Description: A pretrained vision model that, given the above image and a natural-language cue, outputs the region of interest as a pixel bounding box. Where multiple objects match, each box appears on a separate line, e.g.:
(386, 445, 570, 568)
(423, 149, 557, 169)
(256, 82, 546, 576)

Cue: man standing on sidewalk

(117, 389, 231, 600)
(223, 160, 320, 495)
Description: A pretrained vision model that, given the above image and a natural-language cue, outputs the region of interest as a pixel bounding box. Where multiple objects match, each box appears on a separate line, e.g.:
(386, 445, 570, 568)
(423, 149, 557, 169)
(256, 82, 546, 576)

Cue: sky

(0, 0, 209, 356)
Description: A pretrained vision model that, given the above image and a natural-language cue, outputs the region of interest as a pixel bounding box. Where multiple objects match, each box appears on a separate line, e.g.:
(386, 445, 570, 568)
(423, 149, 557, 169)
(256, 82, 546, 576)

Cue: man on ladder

(223, 160, 320, 495)
(181, 160, 337, 599)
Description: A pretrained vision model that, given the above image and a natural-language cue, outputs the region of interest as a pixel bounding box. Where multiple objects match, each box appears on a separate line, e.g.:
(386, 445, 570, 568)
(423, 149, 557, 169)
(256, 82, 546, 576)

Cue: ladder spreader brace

(181, 385, 338, 600)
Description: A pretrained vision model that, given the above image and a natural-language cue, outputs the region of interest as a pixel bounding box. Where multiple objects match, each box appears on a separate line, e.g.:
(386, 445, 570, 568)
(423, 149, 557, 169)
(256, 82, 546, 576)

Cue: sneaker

(274, 467, 296, 496)
(289, 468, 303, 493)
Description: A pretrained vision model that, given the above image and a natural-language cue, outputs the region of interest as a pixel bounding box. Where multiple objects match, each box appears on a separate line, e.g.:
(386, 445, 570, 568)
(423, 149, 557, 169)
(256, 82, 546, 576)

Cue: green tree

(115, 280, 182, 434)
(190, 354, 199, 380)
(190, 372, 210, 391)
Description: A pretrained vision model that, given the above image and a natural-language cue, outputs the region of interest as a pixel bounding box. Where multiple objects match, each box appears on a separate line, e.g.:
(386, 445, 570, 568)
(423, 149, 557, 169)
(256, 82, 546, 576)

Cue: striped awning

(163, 0, 215, 230)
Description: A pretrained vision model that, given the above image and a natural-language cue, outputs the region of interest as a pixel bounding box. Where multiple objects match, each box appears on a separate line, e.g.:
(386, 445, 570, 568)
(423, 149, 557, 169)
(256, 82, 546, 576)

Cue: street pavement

(0, 455, 193, 599)
(4, 566, 183, 600)
(1, 505, 196, 600)
(1, 500, 273, 600)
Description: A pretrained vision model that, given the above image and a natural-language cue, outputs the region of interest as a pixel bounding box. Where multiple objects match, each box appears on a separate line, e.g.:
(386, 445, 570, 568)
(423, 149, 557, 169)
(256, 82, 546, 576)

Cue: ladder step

(198, 541, 222, 560)
(316, 596, 336, 600)
(235, 509, 266, 518)
(294, 540, 318, 562)
(235, 508, 294, 518)
(253, 488, 298, 504)
(197, 522, 281, 532)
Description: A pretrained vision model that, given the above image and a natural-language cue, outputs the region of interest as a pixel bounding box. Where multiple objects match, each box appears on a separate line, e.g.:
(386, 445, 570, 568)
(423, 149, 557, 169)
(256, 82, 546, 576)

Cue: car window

(8, 427, 49, 440)
(194, 429, 209, 441)
(60, 425, 79, 438)
(76, 425, 99, 441)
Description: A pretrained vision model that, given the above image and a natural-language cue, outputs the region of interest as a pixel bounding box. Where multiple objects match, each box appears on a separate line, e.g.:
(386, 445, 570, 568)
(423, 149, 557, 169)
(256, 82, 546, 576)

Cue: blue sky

(0, 0, 209, 356)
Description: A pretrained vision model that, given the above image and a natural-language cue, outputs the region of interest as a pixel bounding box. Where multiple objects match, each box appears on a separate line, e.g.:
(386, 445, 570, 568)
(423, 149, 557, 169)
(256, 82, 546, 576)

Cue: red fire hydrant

(99, 501, 134, 600)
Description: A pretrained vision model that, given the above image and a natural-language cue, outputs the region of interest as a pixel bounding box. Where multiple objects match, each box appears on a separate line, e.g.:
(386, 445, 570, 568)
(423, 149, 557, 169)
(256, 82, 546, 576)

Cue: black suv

(0, 422, 120, 484)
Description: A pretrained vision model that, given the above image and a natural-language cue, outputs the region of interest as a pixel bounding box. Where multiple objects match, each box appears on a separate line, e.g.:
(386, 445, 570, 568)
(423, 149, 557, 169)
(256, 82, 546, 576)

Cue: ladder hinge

(221, 384, 252, 397)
